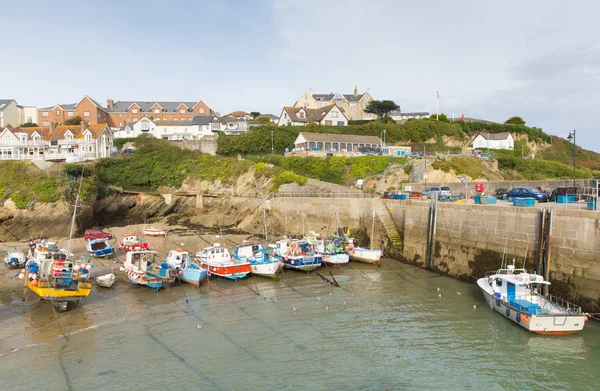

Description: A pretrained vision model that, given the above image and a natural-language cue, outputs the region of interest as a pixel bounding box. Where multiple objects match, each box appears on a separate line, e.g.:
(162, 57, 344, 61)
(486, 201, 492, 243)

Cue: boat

(348, 210, 382, 265)
(275, 239, 322, 272)
(4, 249, 26, 269)
(120, 250, 176, 291)
(23, 179, 93, 311)
(96, 273, 116, 288)
(317, 238, 350, 265)
(86, 238, 115, 258)
(232, 242, 282, 277)
(119, 234, 150, 251)
(195, 244, 250, 280)
(165, 249, 207, 286)
(477, 261, 589, 335)
(144, 227, 167, 237)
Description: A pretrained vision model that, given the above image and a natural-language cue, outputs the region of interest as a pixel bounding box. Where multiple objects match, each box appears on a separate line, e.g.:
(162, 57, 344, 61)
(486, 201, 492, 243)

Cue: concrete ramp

(30, 159, 55, 171)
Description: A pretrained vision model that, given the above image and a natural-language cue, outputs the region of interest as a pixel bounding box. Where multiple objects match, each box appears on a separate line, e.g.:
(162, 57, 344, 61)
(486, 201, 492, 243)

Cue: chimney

(107, 99, 114, 109)
(309, 88, 313, 97)
(80, 120, 87, 133)
(354, 86, 358, 97)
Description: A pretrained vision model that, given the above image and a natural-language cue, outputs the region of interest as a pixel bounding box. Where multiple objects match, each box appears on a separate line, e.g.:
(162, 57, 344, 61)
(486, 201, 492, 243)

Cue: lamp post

(567, 129, 576, 188)
(271, 128, 274, 155)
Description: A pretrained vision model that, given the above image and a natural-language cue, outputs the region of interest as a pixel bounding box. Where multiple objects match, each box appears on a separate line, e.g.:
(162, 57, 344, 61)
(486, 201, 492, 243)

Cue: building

(38, 96, 109, 130)
(293, 87, 375, 121)
(256, 114, 279, 123)
(289, 132, 383, 156)
(389, 111, 430, 121)
(277, 104, 348, 126)
(0, 100, 20, 127)
(105, 99, 212, 128)
(219, 116, 250, 134)
(223, 111, 253, 120)
(472, 132, 514, 150)
(0, 122, 114, 162)
(386, 145, 412, 157)
(115, 116, 222, 140)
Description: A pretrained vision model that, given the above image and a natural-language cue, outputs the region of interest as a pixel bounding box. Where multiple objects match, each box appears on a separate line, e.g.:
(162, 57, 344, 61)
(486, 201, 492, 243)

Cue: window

(125, 118, 130, 123)
(325, 120, 332, 126)
(495, 279, 503, 287)
(42, 112, 49, 117)
(332, 111, 339, 118)
(83, 111, 90, 117)
(68, 112, 74, 117)
(119, 122, 122, 126)
(299, 112, 305, 118)
(174, 118, 178, 121)
(350, 104, 356, 110)
(180, 109, 186, 114)
(335, 101, 343, 107)
(337, 121, 345, 126)
(184, 128, 188, 133)
(134, 118, 139, 122)
(303, 103, 309, 108)
(43, 121, 49, 126)
(154, 109, 160, 113)
(350, 115, 356, 120)
(27, 116, 32, 123)
(118, 113, 122, 118)
(56, 110, 60, 116)
(199, 107, 205, 114)
(88, 146, 93, 152)
(180, 117, 185, 120)
(132, 108, 138, 114)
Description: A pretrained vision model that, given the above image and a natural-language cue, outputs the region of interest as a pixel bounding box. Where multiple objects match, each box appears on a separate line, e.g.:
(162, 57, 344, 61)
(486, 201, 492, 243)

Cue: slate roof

(258, 114, 279, 120)
(192, 115, 219, 125)
(297, 132, 383, 145)
(312, 93, 365, 102)
(476, 132, 512, 140)
(282, 104, 343, 124)
(0, 99, 15, 110)
(106, 101, 202, 113)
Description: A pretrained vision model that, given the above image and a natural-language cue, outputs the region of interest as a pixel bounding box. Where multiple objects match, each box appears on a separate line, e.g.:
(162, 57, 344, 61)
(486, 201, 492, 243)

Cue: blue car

(506, 188, 549, 202)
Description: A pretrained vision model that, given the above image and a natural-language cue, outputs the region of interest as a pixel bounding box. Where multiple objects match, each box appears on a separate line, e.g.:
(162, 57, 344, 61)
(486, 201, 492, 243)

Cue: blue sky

(2, 0, 599, 150)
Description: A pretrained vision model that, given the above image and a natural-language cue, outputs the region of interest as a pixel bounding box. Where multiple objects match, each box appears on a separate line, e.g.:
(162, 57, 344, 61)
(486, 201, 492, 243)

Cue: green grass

(431, 157, 489, 179)
(497, 156, 600, 180)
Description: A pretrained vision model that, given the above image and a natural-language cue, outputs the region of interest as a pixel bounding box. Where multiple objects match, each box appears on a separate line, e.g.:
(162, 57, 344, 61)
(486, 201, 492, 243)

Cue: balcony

(58, 139, 94, 146)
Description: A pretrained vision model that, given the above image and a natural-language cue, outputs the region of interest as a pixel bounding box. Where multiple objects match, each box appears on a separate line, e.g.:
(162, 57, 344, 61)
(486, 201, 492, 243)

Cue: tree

(255, 116, 271, 124)
(429, 113, 449, 122)
(20, 122, 38, 127)
(364, 100, 399, 120)
(505, 116, 526, 125)
(65, 116, 83, 125)
(250, 111, 261, 119)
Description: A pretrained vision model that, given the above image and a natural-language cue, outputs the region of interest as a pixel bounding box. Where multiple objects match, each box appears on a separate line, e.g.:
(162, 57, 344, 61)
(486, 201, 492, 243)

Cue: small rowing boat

(143, 227, 166, 237)
(86, 238, 115, 258)
(3, 249, 26, 269)
(96, 273, 116, 288)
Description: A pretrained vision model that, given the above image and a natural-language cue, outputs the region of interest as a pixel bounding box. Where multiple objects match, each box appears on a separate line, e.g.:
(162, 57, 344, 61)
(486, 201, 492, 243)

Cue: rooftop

(297, 132, 383, 145)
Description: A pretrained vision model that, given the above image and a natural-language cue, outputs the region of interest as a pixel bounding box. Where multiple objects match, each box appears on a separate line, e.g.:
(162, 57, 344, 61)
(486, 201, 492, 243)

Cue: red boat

(195, 244, 250, 280)
(119, 234, 150, 252)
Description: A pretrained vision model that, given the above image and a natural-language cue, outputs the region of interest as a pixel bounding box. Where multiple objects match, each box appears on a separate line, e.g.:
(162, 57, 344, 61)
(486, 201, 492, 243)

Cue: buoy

(74, 265, 81, 271)
(86, 264, 92, 270)
(21, 269, 26, 274)
(178, 270, 183, 275)
(584, 316, 589, 322)
(80, 263, 87, 269)
(31, 280, 38, 287)
(18, 273, 24, 280)
(28, 273, 33, 279)
(31, 273, 37, 280)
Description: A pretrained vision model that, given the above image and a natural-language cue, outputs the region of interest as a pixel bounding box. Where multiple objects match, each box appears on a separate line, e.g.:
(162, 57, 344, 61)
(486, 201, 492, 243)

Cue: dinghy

(96, 273, 116, 288)
(86, 238, 115, 258)
(143, 227, 166, 237)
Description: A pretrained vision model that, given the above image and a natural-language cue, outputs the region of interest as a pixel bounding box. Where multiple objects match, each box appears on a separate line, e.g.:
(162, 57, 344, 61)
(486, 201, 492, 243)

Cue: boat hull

(178, 268, 207, 287)
(250, 261, 281, 277)
(282, 255, 322, 272)
(124, 268, 176, 291)
(201, 263, 251, 280)
(350, 248, 382, 265)
(322, 253, 349, 265)
(144, 229, 166, 237)
(477, 278, 586, 334)
(88, 248, 115, 258)
(27, 280, 92, 301)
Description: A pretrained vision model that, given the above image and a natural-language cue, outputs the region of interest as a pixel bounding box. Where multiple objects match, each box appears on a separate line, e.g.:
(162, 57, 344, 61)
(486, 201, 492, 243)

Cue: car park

(506, 188, 549, 202)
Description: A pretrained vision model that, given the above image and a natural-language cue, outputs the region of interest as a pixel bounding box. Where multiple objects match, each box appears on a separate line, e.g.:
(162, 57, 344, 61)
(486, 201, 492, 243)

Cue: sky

(2, 0, 599, 150)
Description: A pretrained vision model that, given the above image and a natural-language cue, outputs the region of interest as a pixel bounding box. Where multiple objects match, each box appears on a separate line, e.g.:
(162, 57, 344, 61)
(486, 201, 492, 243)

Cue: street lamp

(271, 128, 274, 155)
(567, 129, 576, 188)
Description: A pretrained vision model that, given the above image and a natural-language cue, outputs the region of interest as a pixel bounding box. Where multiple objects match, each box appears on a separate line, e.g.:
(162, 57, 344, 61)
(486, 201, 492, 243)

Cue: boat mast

(66, 173, 85, 257)
(369, 208, 375, 250)
(262, 194, 268, 243)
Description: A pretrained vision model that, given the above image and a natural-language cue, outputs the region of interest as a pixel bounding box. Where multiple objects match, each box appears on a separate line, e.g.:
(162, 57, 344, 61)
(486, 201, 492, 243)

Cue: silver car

(422, 186, 452, 198)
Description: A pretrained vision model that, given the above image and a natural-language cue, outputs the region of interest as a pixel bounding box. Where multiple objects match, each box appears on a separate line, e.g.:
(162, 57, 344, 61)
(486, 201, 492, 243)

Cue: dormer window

(199, 107, 205, 114)
(154, 109, 160, 114)
(180, 108, 186, 114)
(85, 133, 92, 143)
(66, 134, 74, 142)
(299, 112, 305, 118)
(132, 108, 138, 114)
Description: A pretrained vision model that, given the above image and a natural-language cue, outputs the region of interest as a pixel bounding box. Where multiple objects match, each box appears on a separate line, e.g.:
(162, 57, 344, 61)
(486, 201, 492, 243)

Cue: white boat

(143, 227, 166, 237)
(349, 247, 382, 265)
(96, 273, 116, 288)
(4, 249, 26, 269)
(477, 263, 589, 335)
(232, 242, 282, 277)
(195, 244, 250, 280)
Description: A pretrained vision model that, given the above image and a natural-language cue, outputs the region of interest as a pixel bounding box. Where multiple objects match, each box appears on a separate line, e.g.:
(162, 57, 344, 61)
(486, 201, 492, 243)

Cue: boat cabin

(120, 234, 140, 245)
(234, 242, 263, 259)
(196, 244, 231, 262)
(125, 250, 161, 274)
(166, 249, 189, 268)
(490, 265, 551, 314)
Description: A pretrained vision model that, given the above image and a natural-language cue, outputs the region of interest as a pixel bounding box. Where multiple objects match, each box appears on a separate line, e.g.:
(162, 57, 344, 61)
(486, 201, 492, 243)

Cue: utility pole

(271, 128, 274, 155)
(436, 91, 439, 121)
(383, 129, 386, 151)
(424, 145, 427, 188)
(568, 129, 576, 188)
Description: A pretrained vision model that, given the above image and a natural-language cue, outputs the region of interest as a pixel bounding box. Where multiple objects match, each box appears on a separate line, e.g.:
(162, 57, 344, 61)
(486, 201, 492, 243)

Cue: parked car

(84, 229, 113, 241)
(422, 186, 452, 198)
(506, 188, 549, 202)
(408, 152, 422, 158)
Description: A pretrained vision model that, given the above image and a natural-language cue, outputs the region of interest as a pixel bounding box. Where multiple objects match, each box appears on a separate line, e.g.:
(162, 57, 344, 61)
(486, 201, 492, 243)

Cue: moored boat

(314, 237, 349, 265)
(143, 227, 167, 237)
(195, 244, 250, 280)
(232, 242, 281, 277)
(86, 238, 115, 258)
(4, 249, 26, 269)
(348, 246, 382, 265)
(477, 262, 589, 335)
(121, 250, 176, 291)
(276, 239, 322, 272)
(119, 234, 150, 251)
(165, 249, 207, 286)
(96, 273, 116, 288)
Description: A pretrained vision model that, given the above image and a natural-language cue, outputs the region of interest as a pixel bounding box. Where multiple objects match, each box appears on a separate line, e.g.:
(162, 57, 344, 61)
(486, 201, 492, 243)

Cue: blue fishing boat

(86, 238, 115, 258)
(275, 239, 322, 272)
(121, 250, 176, 291)
(233, 242, 282, 277)
(165, 249, 207, 287)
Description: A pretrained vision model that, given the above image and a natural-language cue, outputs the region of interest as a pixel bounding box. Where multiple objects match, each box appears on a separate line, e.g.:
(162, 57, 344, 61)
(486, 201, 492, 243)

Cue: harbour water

(1, 245, 599, 390)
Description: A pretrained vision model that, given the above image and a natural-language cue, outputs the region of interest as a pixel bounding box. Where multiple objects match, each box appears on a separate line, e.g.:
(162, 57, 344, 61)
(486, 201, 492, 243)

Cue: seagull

(317, 297, 321, 301)
(293, 307, 296, 312)
(437, 287, 440, 293)
(273, 297, 277, 303)
(343, 301, 347, 306)
(438, 293, 442, 298)
(351, 293, 354, 297)
(457, 291, 461, 295)
(197, 324, 202, 329)
(473, 304, 477, 310)
(329, 293, 332, 296)
(325, 306, 328, 311)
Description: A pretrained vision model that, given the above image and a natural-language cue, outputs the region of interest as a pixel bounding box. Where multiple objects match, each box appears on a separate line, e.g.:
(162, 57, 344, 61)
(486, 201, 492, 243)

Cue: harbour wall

(267, 197, 600, 311)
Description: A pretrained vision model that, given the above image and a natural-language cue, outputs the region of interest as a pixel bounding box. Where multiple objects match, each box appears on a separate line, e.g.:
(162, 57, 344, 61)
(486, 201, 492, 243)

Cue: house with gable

(472, 132, 514, 150)
(104, 99, 213, 128)
(277, 104, 348, 126)
(293, 87, 375, 121)
(37, 95, 109, 130)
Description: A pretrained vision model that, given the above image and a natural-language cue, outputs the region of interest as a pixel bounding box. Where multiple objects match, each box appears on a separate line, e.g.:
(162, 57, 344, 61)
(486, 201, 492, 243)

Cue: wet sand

(0, 222, 265, 354)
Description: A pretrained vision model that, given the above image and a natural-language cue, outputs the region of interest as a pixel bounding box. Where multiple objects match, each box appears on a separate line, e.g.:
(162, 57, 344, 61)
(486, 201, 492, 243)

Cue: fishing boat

(195, 244, 250, 280)
(232, 242, 282, 277)
(477, 261, 589, 335)
(165, 249, 207, 286)
(317, 239, 350, 265)
(3, 249, 26, 269)
(96, 273, 116, 288)
(86, 238, 115, 258)
(119, 234, 150, 251)
(23, 179, 93, 311)
(276, 239, 322, 272)
(348, 210, 382, 265)
(143, 227, 166, 237)
(120, 250, 176, 291)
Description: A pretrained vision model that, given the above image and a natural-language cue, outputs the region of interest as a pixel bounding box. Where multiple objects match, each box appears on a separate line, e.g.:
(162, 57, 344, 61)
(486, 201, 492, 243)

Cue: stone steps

(373, 200, 402, 250)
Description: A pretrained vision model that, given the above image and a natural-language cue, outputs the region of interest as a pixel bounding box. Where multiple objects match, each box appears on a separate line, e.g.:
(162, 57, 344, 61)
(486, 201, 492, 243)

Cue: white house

(472, 132, 514, 150)
(292, 132, 382, 155)
(115, 116, 224, 140)
(277, 104, 348, 126)
(389, 111, 430, 121)
(0, 100, 21, 127)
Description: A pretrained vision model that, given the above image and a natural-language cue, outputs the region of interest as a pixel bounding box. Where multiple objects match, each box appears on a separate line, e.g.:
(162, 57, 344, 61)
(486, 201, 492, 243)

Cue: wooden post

(544, 210, 553, 295)
(537, 209, 546, 275)
(369, 209, 375, 250)
(430, 197, 438, 269)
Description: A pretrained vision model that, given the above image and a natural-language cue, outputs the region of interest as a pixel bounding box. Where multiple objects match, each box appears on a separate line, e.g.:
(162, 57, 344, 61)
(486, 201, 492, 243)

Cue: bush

(254, 162, 267, 175)
(10, 192, 30, 209)
(31, 179, 61, 203)
(271, 171, 307, 191)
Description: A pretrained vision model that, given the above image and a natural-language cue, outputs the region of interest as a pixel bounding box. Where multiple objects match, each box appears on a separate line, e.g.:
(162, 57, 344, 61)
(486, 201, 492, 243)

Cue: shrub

(10, 192, 30, 209)
(31, 179, 61, 203)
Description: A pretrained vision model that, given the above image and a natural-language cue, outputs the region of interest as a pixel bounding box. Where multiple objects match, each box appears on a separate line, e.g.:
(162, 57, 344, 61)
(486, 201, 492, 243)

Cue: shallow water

(1, 257, 599, 391)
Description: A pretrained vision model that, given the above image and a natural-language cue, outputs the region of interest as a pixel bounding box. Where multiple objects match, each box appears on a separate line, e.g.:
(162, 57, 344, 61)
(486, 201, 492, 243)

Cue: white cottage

(472, 132, 514, 150)
(277, 104, 348, 126)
